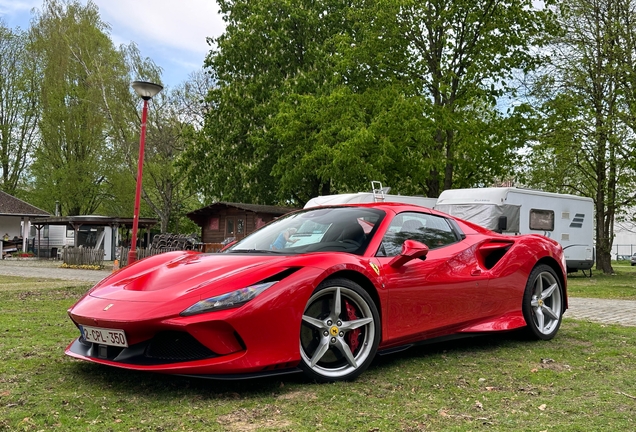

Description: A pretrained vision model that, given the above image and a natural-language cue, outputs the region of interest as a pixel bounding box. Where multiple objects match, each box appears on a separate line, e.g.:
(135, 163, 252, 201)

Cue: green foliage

(27, 0, 130, 215)
(0, 23, 40, 195)
(369, 0, 557, 196)
(190, 0, 557, 205)
(0, 2, 211, 236)
(19, 0, 195, 234)
(189, 0, 344, 204)
(523, 0, 636, 273)
(141, 94, 203, 232)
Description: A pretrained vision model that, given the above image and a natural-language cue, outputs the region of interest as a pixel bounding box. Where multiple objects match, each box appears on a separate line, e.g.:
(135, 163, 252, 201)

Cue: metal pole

(127, 98, 149, 265)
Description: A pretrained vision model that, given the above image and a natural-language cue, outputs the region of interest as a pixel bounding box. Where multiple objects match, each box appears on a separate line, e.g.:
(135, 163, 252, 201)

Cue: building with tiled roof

(0, 191, 50, 256)
(0, 191, 50, 217)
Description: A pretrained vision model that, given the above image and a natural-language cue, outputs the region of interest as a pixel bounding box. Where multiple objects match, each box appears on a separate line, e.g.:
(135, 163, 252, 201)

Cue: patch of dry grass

(0, 275, 91, 292)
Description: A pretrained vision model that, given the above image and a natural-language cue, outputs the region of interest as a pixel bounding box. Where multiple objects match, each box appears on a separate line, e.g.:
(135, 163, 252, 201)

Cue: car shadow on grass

(370, 329, 532, 370)
(66, 360, 306, 398)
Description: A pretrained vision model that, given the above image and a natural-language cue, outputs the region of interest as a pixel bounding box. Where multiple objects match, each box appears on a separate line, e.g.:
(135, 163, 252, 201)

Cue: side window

(377, 212, 459, 257)
(529, 209, 554, 231)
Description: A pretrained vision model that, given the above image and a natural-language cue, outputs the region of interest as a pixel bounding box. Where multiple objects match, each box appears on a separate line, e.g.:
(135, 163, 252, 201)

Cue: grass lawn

(1, 276, 636, 431)
(568, 260, 636, 299)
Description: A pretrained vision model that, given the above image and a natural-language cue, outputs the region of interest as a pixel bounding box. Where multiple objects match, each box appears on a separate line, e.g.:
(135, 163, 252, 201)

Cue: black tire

(299, 278, 380, 382)
(522, 264, 564, 340)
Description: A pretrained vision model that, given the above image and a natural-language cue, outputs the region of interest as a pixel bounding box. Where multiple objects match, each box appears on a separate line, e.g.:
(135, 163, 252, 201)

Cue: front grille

(145, 331, 217, 361)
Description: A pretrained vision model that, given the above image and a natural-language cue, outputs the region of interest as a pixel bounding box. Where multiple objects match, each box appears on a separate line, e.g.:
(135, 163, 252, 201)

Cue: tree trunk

(594, 128, 613, 274)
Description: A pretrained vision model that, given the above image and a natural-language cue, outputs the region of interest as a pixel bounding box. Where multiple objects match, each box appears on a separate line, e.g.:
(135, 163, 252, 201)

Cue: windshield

(226, 207, 385, 255)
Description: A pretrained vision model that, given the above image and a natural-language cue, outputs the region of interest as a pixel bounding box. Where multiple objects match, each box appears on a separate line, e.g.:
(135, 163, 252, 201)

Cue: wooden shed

(187, 202, 298, 246)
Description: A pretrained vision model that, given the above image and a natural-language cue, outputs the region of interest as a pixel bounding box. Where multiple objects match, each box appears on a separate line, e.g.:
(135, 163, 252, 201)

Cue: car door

(376, 212, 489, 343)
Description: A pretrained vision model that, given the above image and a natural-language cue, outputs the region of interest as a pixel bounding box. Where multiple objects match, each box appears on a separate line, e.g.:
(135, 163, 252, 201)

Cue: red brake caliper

(344, 299, 361, 353)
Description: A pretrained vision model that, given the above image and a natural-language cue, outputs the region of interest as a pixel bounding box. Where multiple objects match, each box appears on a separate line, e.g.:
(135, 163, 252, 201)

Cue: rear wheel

(299, 278, 380, 382)
(522, 265, 563, 340)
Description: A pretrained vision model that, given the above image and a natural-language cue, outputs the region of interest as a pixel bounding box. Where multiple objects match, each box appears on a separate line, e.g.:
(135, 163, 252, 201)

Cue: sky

(0, 0, 227, 88)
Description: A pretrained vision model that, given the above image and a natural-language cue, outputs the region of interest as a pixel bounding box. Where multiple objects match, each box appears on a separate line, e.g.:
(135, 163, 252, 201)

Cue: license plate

(81, 325, 128, 347)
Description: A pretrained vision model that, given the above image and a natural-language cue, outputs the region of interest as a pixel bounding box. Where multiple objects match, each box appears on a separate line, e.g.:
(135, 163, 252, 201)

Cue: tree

(190, 0, 557, 206)
(524, 0, 636, 273)
(337, 0, 557, 197)
(188, 0, 345, 204)
(0, 23, 39, 195)
(99, 42, 165, 224)
(137, 80, 208, 233)
(98, 65, 209, 234)
(27, 0, 131, 215)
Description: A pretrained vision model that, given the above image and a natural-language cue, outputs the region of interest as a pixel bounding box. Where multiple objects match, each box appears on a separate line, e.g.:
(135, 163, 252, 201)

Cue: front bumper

(65, 267, 326, 376)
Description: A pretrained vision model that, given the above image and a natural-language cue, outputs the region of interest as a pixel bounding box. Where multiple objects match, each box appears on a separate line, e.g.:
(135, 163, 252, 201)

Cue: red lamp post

(128, 81, 163, 265)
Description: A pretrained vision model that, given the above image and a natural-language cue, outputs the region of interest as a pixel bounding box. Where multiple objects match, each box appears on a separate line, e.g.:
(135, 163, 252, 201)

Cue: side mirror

(389, 240, 429, 268)
(497, 216, 508, 233)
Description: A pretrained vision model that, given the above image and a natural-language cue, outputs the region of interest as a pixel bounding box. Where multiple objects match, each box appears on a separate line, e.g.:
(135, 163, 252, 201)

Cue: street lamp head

(131, 81, 163, 100)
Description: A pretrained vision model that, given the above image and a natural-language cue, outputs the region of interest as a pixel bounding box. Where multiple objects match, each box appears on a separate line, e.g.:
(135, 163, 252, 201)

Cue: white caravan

(435, 187, 594, 273)
(304, 182, 438, 209)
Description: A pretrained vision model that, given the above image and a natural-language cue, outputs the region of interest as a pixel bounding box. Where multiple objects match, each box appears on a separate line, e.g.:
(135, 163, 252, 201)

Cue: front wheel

(522, 264, 564, 340)
(299, 278, 380, 382)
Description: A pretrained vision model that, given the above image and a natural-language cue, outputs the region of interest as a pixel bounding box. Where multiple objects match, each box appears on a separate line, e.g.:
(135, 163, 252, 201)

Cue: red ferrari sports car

(66, 203, 567, 382)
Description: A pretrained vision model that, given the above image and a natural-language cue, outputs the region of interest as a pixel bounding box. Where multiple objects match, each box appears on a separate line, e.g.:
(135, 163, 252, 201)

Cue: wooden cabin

(187, 202, 298, 249)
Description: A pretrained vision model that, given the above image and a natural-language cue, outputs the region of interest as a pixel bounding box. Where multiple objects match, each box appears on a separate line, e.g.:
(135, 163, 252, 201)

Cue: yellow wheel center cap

(330, 326, 339, 336)
(538, 299, 544, 307)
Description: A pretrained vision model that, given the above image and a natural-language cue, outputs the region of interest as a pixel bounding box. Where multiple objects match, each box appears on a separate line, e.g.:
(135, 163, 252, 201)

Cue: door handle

(471, 268, 482, 276)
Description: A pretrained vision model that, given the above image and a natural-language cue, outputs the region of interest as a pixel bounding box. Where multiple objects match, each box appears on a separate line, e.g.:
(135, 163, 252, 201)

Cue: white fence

(613, 244, 636, 260)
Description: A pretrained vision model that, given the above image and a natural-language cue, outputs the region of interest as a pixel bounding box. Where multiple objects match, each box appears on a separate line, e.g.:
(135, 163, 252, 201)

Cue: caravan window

(529, 209, 554, 231)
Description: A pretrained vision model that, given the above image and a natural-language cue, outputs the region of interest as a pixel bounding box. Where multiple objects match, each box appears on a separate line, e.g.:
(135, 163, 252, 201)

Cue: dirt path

(0, 259, 111, 283)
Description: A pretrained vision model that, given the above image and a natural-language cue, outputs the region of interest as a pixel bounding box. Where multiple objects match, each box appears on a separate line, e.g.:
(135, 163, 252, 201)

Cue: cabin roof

(0, 191, 50, 217)
(187, 201, 298, 226)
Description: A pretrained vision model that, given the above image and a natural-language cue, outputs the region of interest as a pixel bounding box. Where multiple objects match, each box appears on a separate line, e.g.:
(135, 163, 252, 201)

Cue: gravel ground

(0, 258, 112, 283)
(566, 297, 636, 327)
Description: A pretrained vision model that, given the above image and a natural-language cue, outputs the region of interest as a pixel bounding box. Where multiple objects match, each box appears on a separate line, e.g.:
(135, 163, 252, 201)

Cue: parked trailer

(304, 182, 438, 209)
(435, 187, 594, 274)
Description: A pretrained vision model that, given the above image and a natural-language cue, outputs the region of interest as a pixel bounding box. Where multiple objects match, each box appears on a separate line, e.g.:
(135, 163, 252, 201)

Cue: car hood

(89, 251, 290, 303)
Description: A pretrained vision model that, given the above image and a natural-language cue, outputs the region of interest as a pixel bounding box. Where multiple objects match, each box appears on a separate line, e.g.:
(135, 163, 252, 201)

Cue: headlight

(180, 281, 277, 316)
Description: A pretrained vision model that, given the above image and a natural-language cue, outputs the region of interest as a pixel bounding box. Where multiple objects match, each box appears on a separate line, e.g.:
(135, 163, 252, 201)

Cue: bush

(11, 252, 34, 258)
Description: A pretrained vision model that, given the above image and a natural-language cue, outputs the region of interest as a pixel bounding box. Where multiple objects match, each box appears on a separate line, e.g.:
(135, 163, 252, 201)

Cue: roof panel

(0, 191, 50, 217)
